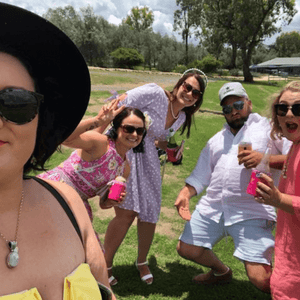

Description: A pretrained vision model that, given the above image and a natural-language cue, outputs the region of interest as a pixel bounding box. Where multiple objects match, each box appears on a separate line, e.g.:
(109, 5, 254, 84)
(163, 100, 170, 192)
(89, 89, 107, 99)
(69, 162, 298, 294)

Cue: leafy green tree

(44, 5, 113, 66)
(157, 48, 177, 72)
(93, 17, 116, 67)
(201, 0, 240, 69)
(140, 29, 158, 70)
(110, 47, 144, 69)
(174, 0, 202, 65)
(252, 44, 277, 65)
(110, 23, 139, 50)
(185, 43, 202, 65)
(124, 6, 154, 32)
(150, 32, 168, 69)
(201, 0, 297, 82)
(201, 28, 225, 61)
(275, 31, 300, 57)
(188, 54, 223, 73)
(79, 6, 103, 65)
(156, 36, 182, 72)
(43, 4, 193, 70)
(43, 5, 82, 45)
(123, 6, 155, 52)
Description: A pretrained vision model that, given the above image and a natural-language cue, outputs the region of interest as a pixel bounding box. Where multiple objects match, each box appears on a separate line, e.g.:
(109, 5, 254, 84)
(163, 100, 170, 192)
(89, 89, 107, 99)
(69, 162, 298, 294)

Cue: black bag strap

(31, 176, 83, 244)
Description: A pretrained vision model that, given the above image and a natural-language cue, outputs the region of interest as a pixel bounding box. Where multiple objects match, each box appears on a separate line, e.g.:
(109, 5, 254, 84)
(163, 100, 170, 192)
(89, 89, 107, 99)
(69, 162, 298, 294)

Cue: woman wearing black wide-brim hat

(0, 3, 115, 299)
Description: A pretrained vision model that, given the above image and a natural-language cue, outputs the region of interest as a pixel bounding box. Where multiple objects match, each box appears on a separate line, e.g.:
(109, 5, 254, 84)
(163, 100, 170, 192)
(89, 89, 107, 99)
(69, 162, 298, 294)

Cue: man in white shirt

(174, 82, 291, 293)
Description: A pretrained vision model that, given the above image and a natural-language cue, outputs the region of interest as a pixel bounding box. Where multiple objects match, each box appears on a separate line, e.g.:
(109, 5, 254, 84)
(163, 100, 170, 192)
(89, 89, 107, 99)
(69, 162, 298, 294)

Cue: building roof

(256, 57, 300, 68)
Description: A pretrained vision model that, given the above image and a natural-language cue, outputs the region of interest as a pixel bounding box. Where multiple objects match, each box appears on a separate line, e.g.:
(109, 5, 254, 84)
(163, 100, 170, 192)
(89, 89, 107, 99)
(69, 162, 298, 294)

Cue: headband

(182, 68, 208, 89)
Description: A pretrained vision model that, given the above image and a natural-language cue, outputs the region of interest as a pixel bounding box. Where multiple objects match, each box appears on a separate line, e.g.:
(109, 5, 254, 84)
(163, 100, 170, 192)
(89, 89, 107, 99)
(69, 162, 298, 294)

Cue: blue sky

(2, 0, 300, 45)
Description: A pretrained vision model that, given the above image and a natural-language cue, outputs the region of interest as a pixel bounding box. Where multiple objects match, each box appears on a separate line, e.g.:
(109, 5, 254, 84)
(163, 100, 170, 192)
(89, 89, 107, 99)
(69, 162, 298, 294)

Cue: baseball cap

(219, 82, 248, 105)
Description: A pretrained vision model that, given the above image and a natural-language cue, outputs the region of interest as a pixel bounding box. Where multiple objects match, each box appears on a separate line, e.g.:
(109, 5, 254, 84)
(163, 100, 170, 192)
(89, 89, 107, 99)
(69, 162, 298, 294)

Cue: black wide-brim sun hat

(0, 3, 90, 142)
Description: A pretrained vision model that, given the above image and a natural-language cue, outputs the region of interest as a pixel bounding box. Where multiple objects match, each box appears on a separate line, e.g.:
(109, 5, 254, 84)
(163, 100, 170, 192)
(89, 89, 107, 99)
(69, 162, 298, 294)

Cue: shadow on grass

(111, 256, 271, 300)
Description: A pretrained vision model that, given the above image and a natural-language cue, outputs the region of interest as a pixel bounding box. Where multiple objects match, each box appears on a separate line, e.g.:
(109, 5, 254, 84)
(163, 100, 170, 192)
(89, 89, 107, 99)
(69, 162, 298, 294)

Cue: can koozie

(108, 181, 126, 202)
(246, 170, 271, 197)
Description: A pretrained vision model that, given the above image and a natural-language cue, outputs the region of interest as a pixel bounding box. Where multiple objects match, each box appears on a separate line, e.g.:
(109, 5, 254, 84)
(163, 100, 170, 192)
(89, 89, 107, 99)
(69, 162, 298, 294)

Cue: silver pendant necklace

(0, 190, 24, 268)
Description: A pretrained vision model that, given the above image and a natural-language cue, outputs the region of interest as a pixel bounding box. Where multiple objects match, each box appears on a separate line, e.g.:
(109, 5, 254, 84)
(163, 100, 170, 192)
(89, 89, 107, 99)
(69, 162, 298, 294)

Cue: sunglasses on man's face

(222, 100, 245, 115)
(0, 88, 43, 125)
(120, 124, 145, 136)
(274, 103, 300, 117)
(182, 82, 202, 99)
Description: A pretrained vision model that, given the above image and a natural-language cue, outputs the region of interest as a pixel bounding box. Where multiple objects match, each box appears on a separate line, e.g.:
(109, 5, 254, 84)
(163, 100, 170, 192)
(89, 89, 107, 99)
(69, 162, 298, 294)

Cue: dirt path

(90, 197, 180, 240)
(90, 67, 182, 92)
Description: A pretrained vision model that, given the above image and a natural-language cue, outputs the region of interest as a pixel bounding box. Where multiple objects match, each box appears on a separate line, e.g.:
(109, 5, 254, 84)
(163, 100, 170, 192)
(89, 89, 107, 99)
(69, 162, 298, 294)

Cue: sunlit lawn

(37, 71, 290, 299)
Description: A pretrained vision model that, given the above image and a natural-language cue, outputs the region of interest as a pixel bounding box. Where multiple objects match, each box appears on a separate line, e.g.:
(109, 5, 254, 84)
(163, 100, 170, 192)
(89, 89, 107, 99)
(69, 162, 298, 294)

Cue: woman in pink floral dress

(38, 102, 147, 248)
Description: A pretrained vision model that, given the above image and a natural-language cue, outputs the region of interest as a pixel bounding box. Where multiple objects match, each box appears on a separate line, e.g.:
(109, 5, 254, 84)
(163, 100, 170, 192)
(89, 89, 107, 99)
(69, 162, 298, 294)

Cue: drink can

(108, 176, 126, 202)
(246, 170, 271, 197)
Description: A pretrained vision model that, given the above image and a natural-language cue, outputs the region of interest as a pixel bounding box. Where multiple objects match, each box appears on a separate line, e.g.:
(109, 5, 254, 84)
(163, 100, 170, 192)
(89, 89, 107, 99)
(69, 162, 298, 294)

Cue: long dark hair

(106, 107, 147, 153)
(166, 73, 206, 138)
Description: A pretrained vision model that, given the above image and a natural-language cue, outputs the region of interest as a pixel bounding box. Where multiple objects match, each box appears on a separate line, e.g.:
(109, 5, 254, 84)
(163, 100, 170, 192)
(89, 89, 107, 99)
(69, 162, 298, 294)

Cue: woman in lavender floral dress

(104, 72, 207, 285)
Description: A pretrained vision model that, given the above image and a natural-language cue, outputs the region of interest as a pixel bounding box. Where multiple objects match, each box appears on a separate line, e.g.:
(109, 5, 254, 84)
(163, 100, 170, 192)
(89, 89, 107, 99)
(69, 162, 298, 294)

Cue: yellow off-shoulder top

(0, 263, 102, 299)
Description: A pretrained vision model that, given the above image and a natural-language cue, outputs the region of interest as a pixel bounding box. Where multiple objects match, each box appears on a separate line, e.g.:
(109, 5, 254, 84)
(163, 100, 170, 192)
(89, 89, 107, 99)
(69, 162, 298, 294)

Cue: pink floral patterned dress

(38, 139, 126, 222)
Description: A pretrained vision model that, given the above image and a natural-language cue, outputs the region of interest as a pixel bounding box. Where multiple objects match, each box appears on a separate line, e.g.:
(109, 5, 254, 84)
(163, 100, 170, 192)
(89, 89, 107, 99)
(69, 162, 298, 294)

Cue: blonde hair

(270, 81, 300, 140)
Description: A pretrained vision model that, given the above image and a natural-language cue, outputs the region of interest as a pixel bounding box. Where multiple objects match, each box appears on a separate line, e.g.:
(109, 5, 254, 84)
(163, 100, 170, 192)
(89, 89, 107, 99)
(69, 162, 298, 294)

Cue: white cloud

(163, 22, 173, 32)
(108, 14, 122, 25)
(152, 10, 175, 37)
(3, 0, 118, 16)
(2, 0, 300, 45)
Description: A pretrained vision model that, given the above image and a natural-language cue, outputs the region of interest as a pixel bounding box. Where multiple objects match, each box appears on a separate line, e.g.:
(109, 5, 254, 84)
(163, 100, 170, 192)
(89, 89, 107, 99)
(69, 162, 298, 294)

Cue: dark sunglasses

(274, 103, 300, 117)
(222, 100, 245, 115)
(0, 88, 43, 125)
(120, 124, 145, 136)
(182, 82, 202, 99)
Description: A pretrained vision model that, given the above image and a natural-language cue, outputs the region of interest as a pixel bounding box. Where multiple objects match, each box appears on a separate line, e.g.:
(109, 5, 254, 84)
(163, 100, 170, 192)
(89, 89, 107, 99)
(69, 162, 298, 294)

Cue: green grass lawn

(39, 73, 290, 299)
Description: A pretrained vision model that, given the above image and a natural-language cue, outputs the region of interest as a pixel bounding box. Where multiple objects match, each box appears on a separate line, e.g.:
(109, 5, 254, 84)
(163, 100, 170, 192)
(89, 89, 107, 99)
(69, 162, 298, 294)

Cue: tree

(43, 4, 193, 69)
(110, 47, 144, 69)
(252, 44, 277, 65)
(140, 29, 158, 70)
(43, 5, 82, 45)
(201, 27, 225, 61)
(124, 6, 154, 32)
(201, 0, 297, 82)
(275, 31, 300, 57)
(157, 47, 178, 72)
(201, 1, 239, 69)
(44, 5, 114, 66)
(110, 23, 139, 50)
(79, 6, 105, 66)
(123, 6, 154, 52)
(174, 0, 202, 65)
(188, 54, 223, 73)
(156, 35, 183, 72)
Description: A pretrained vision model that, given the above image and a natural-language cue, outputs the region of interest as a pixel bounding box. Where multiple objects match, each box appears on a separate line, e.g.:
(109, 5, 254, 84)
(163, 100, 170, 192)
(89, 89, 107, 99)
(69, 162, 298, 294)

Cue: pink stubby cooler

(246, 170, 271, 197)
(108, 176, 126, 202)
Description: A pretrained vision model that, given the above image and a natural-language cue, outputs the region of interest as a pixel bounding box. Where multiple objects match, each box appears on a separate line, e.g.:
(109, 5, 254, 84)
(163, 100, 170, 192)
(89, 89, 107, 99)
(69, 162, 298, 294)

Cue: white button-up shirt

(186, 113, 291, 226)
